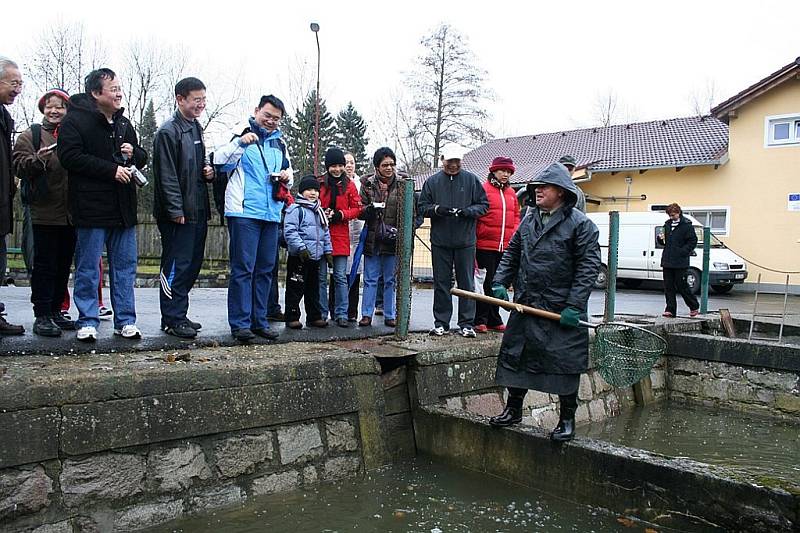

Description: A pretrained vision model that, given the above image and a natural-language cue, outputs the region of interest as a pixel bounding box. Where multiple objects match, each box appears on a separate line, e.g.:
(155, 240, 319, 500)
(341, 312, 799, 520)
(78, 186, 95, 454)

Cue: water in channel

(147, 458, 639, 532)
(584, 400, 800, 486)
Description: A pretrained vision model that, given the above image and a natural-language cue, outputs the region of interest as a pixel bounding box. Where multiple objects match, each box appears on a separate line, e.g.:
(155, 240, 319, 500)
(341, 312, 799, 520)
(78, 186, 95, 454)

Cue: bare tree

(592, 89, 620, 127)
(688, 79, 717, 117)
(372, 90, 433, 174)
(121, 40, 169, 129)
(405, 23, 493, 167)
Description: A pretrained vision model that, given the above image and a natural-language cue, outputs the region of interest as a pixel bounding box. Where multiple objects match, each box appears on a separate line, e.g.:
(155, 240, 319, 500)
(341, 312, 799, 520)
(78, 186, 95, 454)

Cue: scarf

(326, 172, 347, 212)
(297, 197, 329, 228)
(490, 177, 508, 189)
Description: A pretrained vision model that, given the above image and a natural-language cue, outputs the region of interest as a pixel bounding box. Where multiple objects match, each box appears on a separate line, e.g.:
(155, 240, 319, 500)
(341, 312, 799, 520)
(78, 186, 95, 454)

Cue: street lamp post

(310, 22, 320, 175)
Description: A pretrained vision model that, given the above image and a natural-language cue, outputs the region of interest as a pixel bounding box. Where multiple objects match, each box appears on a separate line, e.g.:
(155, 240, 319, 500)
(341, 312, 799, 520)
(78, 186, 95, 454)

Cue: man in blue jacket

(214, 95, 292, 342)
(418, 144, 489, 337)
(152, 77, 214, 339)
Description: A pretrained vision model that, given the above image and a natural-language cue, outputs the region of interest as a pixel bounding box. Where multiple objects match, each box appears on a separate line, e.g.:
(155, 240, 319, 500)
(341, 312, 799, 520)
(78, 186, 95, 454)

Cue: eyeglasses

(260, 111, 282, 122)
(0, 79, 23, 90)
(379, 162, 396, 169)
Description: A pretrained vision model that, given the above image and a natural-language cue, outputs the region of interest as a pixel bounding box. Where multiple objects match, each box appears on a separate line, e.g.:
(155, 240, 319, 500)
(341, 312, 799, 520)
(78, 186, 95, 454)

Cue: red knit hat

(489, 156, 515, 174)
(38, 89, 70, 113)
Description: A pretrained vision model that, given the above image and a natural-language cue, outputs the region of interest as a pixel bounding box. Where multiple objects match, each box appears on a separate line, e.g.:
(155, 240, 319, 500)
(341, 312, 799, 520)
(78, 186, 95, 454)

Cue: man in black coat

(58, 68, 147, 342)
(0, 57, 25, 335)
(489, 162, 600, 441)
(152, 77, 214, 339)
(417, 144, 489, 338)
(659, 203, 699, 317)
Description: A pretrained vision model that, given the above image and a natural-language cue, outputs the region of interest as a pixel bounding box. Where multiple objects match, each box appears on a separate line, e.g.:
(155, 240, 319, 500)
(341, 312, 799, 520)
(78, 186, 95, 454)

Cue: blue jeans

(362, 254, 396, 320)
(227, 217, 279, 331)
(74, 226, 137, 329)
(319, 255, 349, 320)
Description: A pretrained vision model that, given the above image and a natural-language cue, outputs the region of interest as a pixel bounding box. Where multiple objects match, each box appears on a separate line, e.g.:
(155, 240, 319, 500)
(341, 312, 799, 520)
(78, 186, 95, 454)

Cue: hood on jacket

(67, 93, 126, 122)
(527, 162, 579, 209)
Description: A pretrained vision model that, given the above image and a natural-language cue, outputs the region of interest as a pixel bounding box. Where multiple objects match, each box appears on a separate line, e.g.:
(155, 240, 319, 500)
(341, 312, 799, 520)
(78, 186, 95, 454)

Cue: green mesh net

(592, 323, 667, 388)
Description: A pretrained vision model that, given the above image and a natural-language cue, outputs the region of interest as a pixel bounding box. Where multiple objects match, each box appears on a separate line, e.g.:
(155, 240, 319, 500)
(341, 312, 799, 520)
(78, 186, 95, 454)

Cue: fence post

(604, 211, 619, 322)
(395, 178, 415, 340)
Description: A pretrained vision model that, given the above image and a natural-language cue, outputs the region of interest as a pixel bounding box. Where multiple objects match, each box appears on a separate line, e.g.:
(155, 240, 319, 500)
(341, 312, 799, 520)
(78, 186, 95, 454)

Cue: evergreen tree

(335, 102, 369, 176)
(137, 100, 158, 216)
(284, 90, 336, 176)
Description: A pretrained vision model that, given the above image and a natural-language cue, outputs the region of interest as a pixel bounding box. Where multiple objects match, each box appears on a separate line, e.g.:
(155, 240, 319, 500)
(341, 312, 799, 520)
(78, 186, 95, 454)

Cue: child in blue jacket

(282, 175, 333, 329)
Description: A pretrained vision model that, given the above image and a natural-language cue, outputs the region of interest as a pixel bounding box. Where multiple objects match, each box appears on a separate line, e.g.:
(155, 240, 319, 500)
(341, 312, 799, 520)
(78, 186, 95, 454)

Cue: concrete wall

(0, 343, 390, 532)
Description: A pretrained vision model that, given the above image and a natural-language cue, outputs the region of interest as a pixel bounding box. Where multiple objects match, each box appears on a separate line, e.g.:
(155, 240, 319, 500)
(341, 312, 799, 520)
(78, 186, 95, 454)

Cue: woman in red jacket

(318, 148, 362, 327)
(475, 157, 520, 332)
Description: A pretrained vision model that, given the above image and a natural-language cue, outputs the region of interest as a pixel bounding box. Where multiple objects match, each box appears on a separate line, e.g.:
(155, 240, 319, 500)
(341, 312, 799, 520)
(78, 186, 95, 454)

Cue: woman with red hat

(474, 156, 520, 333)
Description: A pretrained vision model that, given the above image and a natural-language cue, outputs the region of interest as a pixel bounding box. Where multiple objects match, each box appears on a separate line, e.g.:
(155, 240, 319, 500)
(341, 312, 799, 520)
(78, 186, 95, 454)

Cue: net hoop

(592, 322, 667, 388)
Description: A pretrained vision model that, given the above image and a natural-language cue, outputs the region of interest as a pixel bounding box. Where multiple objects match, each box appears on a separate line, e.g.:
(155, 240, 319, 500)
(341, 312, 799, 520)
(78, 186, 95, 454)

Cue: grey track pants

(431, 244, 476, 329)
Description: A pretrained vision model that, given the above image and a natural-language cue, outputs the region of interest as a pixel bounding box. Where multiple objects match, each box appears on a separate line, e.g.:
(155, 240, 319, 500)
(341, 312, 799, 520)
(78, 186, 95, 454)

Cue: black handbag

(375, 211, 397, 244)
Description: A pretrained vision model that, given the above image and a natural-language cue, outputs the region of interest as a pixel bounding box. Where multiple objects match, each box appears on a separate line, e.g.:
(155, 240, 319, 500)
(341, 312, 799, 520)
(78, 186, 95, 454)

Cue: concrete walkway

(0, 285, 797, 356)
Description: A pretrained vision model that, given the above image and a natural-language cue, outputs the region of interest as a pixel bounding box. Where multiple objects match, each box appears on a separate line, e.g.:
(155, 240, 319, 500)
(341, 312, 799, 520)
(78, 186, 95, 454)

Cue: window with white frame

(683, 207, 729, 235)
(765, 114, 800, 146)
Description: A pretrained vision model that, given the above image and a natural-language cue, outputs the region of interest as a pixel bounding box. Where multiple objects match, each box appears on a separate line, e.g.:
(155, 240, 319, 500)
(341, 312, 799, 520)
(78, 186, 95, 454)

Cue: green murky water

(147, 459, 637, 533)
(584, 400, 800, 485)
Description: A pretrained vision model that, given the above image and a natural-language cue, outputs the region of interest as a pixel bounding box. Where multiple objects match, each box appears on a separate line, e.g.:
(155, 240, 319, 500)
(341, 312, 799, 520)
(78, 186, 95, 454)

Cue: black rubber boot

(550, 393, 578, 442)
(33, 316, 62, 337)
(490, 388, 525, 427)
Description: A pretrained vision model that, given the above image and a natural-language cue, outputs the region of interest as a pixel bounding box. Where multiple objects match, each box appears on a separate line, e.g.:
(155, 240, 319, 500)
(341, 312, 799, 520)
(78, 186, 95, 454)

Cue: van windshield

(693, 226, 724, 248)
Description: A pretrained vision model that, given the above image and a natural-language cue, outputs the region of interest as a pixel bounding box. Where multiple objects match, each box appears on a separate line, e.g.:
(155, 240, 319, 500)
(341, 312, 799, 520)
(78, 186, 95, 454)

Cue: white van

(587, 212, 748, 294)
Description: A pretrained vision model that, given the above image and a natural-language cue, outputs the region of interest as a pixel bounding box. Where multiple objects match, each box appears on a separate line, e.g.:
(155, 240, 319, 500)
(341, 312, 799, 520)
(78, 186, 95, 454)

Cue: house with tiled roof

(413, 56, 800, 291)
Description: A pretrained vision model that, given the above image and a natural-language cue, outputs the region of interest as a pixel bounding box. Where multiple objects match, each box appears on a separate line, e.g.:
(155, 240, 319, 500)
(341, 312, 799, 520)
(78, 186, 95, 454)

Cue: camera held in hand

(130, 166, 149, 187)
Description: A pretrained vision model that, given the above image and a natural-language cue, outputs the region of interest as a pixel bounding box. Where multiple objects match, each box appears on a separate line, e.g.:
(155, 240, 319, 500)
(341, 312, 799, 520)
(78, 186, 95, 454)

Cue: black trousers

(663, 267, 698, 314)
(31, 225, 76, 317)
(432, 245, 476, 329)
(474, 249, 504, 327)
(158, 218, 208, 326)
(507, 387, 578, 420)
(285, 255, 322, 323)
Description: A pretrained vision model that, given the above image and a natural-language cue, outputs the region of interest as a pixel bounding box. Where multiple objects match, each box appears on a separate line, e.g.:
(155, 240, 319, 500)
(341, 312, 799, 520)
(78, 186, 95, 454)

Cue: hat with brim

(489, 156, 515, 174)
(440, 144, 466, 161)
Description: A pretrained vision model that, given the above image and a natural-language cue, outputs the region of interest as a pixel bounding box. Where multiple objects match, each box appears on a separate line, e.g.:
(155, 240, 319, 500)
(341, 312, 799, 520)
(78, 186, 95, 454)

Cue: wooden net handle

(450, 288, 563, 322)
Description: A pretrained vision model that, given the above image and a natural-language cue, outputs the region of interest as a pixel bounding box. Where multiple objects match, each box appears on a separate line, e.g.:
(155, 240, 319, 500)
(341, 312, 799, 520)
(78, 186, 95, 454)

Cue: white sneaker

(460, 327, 477, 338)
(429, 326, 446, 336)
(76, 326, 97, 343)
(114, 324, 142, 339)
(61, 311, 72, 321)
(98, 306, 113, 320)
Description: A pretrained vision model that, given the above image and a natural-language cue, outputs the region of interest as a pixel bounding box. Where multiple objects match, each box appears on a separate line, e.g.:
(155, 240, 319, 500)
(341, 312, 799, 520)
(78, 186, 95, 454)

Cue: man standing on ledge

(489, 162, 600, 441)
(418, 144, 489, 338)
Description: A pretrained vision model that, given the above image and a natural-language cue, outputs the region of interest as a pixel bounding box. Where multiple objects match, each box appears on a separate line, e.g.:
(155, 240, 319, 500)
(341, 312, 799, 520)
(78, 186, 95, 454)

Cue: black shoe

(33, 316, 61, 337)
(50, 312, 76, 331)
(489, 405, 523, 427)
(252, 327, 279, 340)
(550, 418, 575, 442)
(267, 311, 285, 321)
(187, 319, 202, 330)
(336, 317, 350, 328)
(0, 316, 25, 335)
(232, 328, 255, 342)
(165, 322, 198, 339)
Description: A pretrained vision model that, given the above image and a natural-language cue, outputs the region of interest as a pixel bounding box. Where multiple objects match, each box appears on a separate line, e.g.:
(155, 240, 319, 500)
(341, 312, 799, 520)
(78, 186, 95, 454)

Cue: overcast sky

(4, 0, 799, 150)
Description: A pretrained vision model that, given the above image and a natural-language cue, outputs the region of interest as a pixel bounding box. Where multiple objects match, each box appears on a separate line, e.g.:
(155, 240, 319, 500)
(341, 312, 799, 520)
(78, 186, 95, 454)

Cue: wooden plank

(719, 308, 737, 338)
(381, 366, 407, 390)
(632, 375, 655, 405)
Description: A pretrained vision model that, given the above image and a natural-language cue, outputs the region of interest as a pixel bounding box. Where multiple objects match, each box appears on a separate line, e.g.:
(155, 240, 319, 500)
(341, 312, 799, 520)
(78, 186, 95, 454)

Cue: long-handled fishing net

(451, 288, 667, 388)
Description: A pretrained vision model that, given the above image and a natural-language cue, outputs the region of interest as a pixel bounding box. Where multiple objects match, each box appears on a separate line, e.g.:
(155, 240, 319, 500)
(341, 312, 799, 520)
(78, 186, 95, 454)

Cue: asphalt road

(0, 284, 797, 356)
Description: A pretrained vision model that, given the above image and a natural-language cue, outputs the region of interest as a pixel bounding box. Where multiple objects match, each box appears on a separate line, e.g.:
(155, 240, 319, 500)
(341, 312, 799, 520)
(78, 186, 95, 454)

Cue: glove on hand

(299, 249, 312, 263)
(560, 307, 581, 328)
(452, 208, 464, 217)
(330, 210, 344, 224)
(435, 205, 456, 217)
(325, 253, 334, 268)
(491, 284, 509, 301)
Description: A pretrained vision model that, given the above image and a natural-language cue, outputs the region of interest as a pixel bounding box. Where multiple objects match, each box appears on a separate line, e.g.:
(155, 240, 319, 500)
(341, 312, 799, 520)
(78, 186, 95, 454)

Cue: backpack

(20, 124, 50, 205)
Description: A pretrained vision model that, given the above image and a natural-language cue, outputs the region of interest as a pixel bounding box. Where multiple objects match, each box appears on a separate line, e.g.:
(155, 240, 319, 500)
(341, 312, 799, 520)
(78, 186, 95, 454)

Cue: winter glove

(434, 205, 456, 217)
(559, 307, 581, 328)
(491, 284, 509, 301)
(452, 208, 464, 217)
(299, 249, 312, 263)
(364, 204, 376, 219)
(330, 210, 344, 224)
(325, 253, 334, 268)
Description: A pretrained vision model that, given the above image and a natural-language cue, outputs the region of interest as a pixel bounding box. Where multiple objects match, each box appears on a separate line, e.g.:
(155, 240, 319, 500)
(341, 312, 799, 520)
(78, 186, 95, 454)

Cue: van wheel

(685, 268, 701, 294)
(711, 284, 733, 295)
(594, 265, 608, 290)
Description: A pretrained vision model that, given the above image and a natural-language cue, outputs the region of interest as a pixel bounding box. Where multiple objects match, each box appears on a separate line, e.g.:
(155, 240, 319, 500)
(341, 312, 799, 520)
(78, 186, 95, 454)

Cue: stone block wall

(1, 416, 362, 532)
(667, 357, 800, 420)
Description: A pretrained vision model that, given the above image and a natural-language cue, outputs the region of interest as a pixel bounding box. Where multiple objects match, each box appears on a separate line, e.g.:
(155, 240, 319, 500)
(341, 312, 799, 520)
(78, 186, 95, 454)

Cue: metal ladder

(748, 273, 790, 343)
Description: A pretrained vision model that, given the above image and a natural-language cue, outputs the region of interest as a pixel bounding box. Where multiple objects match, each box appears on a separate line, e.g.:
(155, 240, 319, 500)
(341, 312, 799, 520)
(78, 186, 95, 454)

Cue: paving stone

(277, 424, 323, 465)
(251, 471, 300, 496)
(61, 453, 144, 507)
(464, 393, 504, 417)
(214, 432, 274, 478)
(114, 500, 183, 531)
(522, 390, 553, 409)
(670, 358, 711, 375)
(588, 399, 607, 422)
(727, 382, 756, 403)
(590, 371, 613, 394)
(701, 379, 731, 401)
(0, 465, 52, 521)
(577, 374, 593, 401)
(147, 443, 211, 492)
(669, 374, 702, 395)
(445, 397, 463, 410)
(325, 420, 359, 453)
(302, 466, 318, 485)
(575, 404, 590, 424)
(744, 370, 798, 391)
(323, 456, 361, 481)
(712, 364, 743, 381)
